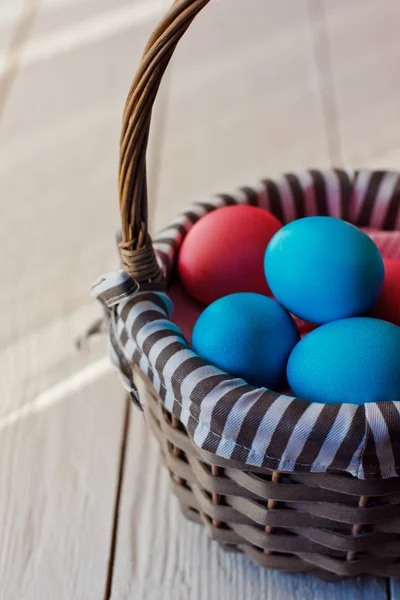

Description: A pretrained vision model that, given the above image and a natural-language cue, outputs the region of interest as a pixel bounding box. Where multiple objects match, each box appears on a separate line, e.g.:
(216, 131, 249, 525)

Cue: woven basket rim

(95, 168, 400, 480)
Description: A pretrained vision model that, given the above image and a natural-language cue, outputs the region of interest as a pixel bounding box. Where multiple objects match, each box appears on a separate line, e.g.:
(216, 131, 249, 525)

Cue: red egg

(292, 315, 319, 338)
(168, 282, 203, 344)
(178, 205, 282, 305)
(369, 258, 400, 326)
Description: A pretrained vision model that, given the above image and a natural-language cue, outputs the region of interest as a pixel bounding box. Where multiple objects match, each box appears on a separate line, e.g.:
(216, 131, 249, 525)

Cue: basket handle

(118, 0, 211, 283)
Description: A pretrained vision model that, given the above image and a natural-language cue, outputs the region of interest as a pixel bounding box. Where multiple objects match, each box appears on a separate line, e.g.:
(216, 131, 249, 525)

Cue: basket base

(135, 369, 400, 581)
(178, 501, 355, 582)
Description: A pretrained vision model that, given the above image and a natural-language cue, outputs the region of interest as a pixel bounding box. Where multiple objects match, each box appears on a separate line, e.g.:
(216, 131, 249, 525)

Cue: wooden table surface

(1, 1, 400, 598)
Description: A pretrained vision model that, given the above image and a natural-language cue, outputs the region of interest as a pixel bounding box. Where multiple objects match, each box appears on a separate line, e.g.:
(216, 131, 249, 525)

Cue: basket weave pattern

(142, 370, 400, 580)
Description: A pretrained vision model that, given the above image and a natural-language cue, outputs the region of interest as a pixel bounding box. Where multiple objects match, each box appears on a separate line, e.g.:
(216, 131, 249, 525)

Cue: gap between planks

(307, 0, 343, 167)
(104, 396, 132, 600)
(0, 0, 41, 122)
(103, 8, 171, 592)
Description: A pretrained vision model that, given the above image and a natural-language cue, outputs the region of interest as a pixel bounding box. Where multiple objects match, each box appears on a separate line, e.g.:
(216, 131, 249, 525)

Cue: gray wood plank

(0, 373, 127, 600)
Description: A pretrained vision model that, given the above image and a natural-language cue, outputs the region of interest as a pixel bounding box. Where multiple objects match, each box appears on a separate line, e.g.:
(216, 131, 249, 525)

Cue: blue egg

(287, 317, 400, 404)
(192, 293, 299, 389)
(264, 216, 384, 324)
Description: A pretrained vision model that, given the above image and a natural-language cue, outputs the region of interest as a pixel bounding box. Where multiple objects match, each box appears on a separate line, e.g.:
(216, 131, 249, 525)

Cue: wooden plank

(111, 390, 387, 599)
(322, 0, 400, 167)
(0, 0, 166, 349)
(0, 2, 166, 598)
(0, 3, 25, 55)
(0, 1, 28, 54)
(0, 0, 41, 123)
(0, 372, 127, 600)
(24, 0, 138, 41)
(0, 0, 168, 418)
(151, 0, 331, 233)
(368, 147, 400, 171)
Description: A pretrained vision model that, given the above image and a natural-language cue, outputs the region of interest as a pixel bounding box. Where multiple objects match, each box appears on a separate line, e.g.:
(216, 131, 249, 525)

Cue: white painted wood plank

(151, 0, 331, 233)
(360, 148, 400, 174)
(0, 1, 25, 52)
(0, 372, 126, 600)
(21, 0, 138, 42)
(0, 301, 108, 419)
(3, 0, 167, 71)
(322, 0, 400, 167)
(0, 0, 168, 421)
(0, 1, 166, 599)
(0, 0, 166, 349)
(0, 3, 167, 599)
(111, 387, 387, 599)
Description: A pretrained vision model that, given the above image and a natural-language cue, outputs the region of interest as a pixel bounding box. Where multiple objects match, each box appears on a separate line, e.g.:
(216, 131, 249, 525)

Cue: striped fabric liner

(93, 169, 400, 480)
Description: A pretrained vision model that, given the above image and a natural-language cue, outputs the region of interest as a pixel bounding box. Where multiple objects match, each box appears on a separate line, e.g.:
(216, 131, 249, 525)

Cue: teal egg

(192, 293, 299, 389)
(287, 317, 400, 404)
(264, 217, 384, 324)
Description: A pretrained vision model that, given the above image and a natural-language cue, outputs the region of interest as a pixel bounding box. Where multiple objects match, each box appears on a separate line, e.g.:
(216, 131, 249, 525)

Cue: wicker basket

(139, 369, 400, 581)
(94, 0, 400, 581)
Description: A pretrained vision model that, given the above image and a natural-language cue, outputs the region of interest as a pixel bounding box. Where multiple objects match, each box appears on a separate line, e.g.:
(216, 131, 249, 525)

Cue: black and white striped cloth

(93, 169, 400, 480)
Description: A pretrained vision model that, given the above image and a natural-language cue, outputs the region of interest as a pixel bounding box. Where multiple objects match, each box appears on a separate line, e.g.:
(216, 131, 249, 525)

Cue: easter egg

(178, 205, 282, 305)
(365, 230, 400, 259)
(192, 293, 299, 389)
(287, 317, 400, 404)
(370, 258, 400, 327)
(264, 217, 384, 324)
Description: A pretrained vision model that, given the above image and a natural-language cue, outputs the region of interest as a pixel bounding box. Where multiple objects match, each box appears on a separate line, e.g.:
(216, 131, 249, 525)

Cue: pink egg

(178, 205, 282, 305)
(369, 258, 400, 327)
(168, 282, 203, 343)
(364, 230, 400, 259)
(359, 227, 379, 234)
